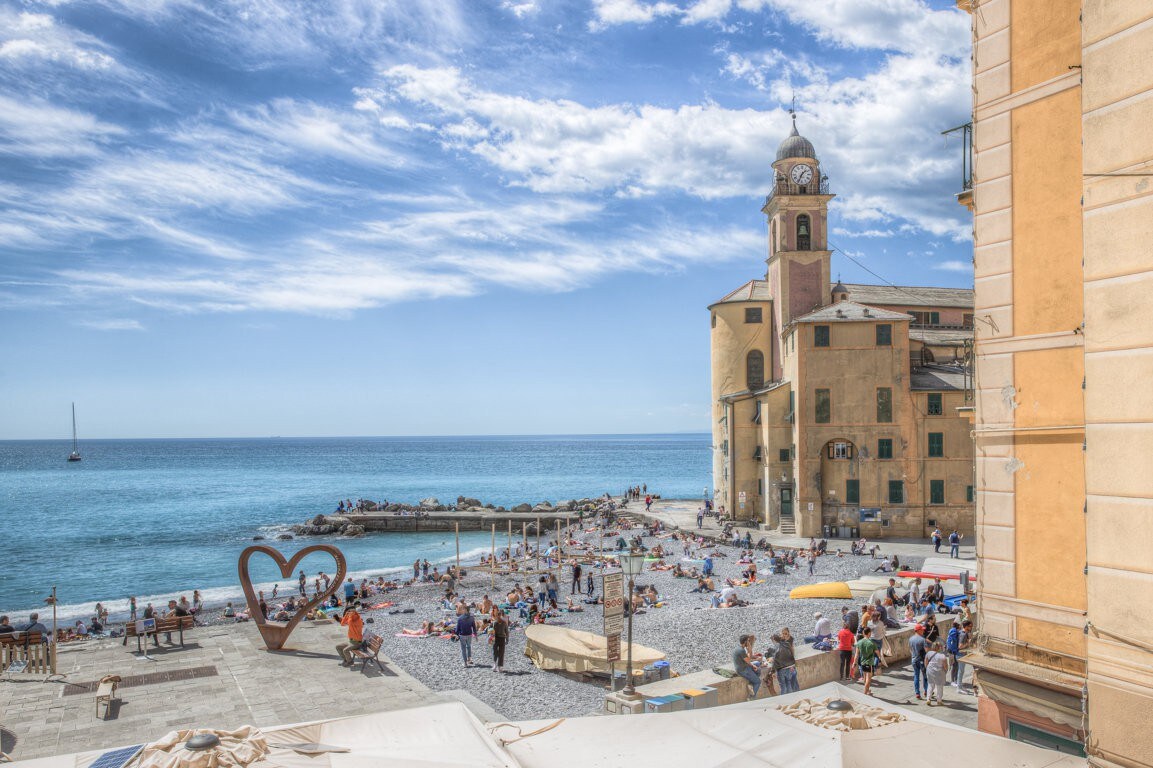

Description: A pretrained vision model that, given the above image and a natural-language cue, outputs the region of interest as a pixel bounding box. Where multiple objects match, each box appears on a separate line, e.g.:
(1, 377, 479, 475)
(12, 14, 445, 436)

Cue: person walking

(733, 634, 764, 698)
(298, 570, 307, 596)
(925, 641, 948, 705)
(586, 570, 595, 597)
(853, 626, 882, 696)
(837, 620, 855, 680)
(946, 620, 963, 684)
(335, 604, 365, 667)
(909, 623, 928, 701)
(571, 561, 583, 594)
(769, 628, 799, 694)
(953, 620, 974, 693)
(931, 527, 942, 553)
(949, 530, 962, 558)
(491, 609, 509, 672)
(456, 606, 477, 667)
(697, 508, 704, 529)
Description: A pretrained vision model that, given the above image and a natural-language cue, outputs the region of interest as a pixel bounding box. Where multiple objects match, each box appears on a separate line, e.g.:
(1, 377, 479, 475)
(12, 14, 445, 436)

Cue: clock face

(790, 164, 814, 185)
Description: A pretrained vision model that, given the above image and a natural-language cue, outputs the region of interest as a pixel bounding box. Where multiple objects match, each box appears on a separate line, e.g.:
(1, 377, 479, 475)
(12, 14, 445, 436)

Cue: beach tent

(499, 683, 1086, 768)
(522, 624, 664, 675)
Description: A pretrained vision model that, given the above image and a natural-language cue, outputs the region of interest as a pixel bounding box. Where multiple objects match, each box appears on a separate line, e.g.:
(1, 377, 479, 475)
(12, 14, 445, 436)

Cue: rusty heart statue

(237, 544, 347, 651)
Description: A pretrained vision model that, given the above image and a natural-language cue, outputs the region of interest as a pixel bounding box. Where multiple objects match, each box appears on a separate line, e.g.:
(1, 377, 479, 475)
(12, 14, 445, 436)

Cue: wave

(2, 545, 497, 624)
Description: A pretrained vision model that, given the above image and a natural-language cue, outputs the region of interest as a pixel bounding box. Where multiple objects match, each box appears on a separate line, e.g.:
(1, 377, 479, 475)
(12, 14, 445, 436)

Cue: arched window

(770, 220, 777, 256)
(746, 350, 765, 390)
(796, 214, 811, 250)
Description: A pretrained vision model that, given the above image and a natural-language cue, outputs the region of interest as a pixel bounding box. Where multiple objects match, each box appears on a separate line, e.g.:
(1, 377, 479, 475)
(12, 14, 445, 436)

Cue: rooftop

(910, 364, 970, 391)
(837, 283, 974, 309)
(792, 300, 911, 324)
(910, 327, 974, 346)
(711, 279, 770, 305)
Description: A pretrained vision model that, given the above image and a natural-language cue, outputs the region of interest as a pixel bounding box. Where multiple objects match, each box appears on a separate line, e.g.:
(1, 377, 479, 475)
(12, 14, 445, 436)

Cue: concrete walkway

(634, 497, 978, 562)
(0, 619, 441, 761)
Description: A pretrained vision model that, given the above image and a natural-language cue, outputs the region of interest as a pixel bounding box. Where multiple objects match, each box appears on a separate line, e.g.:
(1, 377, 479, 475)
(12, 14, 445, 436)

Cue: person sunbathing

(399, 621, 435, 637)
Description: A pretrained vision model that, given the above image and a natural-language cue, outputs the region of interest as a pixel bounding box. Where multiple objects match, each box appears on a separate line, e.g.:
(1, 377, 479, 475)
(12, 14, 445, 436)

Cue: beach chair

(95, 674, 121, 719)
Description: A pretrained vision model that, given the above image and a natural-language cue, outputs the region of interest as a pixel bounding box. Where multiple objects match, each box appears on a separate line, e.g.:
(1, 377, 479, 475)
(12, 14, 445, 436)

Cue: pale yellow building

(709, 122, 976, 539)
(962, 0, 1153, 763)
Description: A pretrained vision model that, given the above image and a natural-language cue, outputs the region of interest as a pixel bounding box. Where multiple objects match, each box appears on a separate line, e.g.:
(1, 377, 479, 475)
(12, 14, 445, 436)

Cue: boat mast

(71, 402, 78, 453)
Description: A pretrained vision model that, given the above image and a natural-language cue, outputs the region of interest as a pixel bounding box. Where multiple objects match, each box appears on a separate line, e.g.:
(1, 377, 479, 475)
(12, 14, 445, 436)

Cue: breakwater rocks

(291, 495, 611, 536)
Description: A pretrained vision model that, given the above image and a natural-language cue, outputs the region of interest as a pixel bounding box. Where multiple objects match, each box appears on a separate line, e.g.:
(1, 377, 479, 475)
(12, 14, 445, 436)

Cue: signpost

(603, 570, 624, 662)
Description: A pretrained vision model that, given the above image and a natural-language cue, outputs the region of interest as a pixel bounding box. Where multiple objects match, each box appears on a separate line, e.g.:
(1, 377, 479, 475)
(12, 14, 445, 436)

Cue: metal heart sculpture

(237, 544, 347, 651)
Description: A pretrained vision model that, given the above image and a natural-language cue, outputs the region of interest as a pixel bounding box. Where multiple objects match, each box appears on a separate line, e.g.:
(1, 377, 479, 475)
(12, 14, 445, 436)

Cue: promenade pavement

(0, 618, 439, 761)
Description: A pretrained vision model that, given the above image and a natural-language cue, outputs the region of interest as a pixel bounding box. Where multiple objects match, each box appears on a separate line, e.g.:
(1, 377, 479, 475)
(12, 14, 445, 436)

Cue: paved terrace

(0, 619, 442, 761)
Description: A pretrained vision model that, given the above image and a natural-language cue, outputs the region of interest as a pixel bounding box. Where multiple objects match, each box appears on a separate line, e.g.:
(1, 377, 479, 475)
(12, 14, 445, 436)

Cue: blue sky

(0, 0, 973, 439)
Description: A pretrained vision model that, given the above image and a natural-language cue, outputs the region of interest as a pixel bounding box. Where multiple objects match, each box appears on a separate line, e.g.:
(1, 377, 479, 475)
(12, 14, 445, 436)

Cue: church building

(709, 119, 975, 539)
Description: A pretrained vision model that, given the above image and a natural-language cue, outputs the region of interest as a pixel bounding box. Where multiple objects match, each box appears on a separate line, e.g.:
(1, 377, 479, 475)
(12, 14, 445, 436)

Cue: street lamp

(619, 551, 647, 696)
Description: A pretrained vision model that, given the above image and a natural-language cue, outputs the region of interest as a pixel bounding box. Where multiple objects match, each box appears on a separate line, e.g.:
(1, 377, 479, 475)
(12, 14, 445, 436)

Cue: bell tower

(764, 114, 835, 346)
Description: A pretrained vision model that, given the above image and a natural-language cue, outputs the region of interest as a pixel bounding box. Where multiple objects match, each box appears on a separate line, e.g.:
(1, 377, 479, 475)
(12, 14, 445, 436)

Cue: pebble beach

(207, 514, 924, 721)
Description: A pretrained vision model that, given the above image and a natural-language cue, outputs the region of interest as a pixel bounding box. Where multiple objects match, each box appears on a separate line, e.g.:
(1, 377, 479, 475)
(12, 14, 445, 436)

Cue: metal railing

(942, 122, 973, 192)
(764, 176, 831, 205)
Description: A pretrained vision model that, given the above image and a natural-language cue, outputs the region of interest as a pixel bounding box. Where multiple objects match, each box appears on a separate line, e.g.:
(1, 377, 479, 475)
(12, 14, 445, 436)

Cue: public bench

(0, 632, 54, 677)
(122, 615, 196, 652)
(350, 634, 385, 673)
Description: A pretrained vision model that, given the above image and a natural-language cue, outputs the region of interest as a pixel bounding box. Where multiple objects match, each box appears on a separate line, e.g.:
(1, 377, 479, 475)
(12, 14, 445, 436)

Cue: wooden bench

(350, 634, 385, 673)
(122, 615, 196, 652)
(95, 675, 120, 719)
(0, 632, 53, 677)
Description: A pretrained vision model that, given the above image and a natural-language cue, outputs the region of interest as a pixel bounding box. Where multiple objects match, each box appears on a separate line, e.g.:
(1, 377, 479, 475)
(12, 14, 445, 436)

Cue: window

(779, 448, 790, 462)
(752, 400, 762, 424)
(888, 480, 904, 504)
(831, 441, 850, 459)
(790, 444, 796, 460)
(877, 438, 893, 459)
(758, 478, 763, 494)
(963, 313, 974, 329)
(927, 393, 943, 415)
(928, 432, 944, 457)
(722, 440, 729, 456)
(815, 388, 831, 423)
(1008, 722, 1086, 757)
(876, 324, 892, 346)
(745, 307, 762, 324)
(787, 391, 795, 424)
(966, 485, 974, 503)
(711, 312, 716, 329)
(814, 325, 830, 347)
(753, 445, 762, 461)
(846, 479, 860, 504)
(796, 214, 811, 250)
(770, 220, 777, 256)
(746, 350, 765, 390)
(930, 479, 945, 504)
(877, 387, 892, 423)
(910, 311, 940, 327)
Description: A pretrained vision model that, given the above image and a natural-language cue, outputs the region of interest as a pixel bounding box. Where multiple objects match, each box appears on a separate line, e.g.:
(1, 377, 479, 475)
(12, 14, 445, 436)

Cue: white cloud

(0, 9, 118, 70)
(80, 318, 144, 330)
(502, 0, 539, 18)
(0, 95, 124, 157)
(933, 259, 971, 272)
(589, 0, 680, 30)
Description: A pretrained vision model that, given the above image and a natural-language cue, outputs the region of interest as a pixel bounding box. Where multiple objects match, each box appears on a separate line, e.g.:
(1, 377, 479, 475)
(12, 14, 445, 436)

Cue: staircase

(778, 515, 797, 535)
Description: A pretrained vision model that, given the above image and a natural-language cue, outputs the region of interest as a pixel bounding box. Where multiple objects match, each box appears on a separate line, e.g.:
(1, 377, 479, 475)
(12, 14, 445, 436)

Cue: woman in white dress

(925, 640, 949, 705)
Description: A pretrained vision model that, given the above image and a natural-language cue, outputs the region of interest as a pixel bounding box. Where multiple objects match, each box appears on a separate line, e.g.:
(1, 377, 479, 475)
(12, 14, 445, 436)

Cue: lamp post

(619, 551, 646, 696)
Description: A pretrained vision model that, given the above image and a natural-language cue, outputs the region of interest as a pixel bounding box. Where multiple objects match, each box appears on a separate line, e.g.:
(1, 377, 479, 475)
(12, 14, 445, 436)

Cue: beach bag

(849, 659, 860, 679)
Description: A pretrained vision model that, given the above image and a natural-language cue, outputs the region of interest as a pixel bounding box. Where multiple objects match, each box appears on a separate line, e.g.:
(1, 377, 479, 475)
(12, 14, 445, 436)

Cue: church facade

(709, 121, 976, 539)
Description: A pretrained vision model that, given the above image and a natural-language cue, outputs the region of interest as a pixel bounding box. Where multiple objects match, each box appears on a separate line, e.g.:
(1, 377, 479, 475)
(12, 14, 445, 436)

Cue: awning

(975, 671, 1085, 731)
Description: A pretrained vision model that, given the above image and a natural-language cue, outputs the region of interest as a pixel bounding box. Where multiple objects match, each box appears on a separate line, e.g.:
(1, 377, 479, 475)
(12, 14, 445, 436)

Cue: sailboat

(67, 402, 82, 462)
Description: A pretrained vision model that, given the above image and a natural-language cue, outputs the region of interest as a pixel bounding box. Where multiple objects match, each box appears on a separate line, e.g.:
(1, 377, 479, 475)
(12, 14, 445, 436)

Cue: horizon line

(1, 430, 712, 442)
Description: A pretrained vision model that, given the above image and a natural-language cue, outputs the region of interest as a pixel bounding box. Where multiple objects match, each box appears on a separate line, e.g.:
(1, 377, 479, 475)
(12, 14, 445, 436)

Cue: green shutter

(930, 479, 945, 504)
(928, 432, 944, 457)
(814, 325, 830, 347)
(876, 324, 892, 346)
(878, 438, 893, 459)
(846, 479, 860, 505)
(966, 485, 974, 502)
(888, 480, 904, 504)
(928, 393, 943, 415)
(877, 388, 892, 423)
(815, 389, 831, 423)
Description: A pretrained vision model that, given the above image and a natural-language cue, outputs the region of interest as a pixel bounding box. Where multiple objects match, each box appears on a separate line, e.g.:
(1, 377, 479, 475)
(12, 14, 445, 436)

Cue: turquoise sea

(0, 434, 709, 621)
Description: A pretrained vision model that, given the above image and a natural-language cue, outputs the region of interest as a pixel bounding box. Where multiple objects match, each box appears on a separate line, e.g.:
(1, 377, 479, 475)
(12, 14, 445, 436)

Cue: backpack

(946, 626, 961, 654)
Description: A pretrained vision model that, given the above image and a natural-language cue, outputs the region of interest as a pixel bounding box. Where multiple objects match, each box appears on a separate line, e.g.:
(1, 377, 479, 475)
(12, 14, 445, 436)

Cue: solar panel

(86, 744, 144, 768)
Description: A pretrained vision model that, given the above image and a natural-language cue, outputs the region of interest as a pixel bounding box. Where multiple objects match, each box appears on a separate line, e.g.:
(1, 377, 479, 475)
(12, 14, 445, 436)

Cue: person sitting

(223, 602, 236, 618)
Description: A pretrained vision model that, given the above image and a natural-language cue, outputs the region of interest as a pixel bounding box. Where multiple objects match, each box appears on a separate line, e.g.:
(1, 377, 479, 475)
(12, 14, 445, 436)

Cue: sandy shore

(179, 518, 919, 721)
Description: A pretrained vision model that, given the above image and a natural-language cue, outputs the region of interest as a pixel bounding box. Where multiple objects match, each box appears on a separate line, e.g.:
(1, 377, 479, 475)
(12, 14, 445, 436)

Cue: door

(780, 488, 794, 518)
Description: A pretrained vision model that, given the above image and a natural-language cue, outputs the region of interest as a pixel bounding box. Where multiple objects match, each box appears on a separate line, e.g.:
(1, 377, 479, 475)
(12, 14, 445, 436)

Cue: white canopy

(10, 684, 1083, 768)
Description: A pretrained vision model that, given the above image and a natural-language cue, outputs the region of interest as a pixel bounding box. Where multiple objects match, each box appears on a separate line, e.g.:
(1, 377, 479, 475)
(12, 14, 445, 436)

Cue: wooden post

(535, 517, 541, 572)
(522, 522, 527, 571)
(49, 585, 57, 675)
(455, 522, 460, 580)
(556, 519, 562, 579)
(490, 524, 496, 588)
(507, 520, 512, 572)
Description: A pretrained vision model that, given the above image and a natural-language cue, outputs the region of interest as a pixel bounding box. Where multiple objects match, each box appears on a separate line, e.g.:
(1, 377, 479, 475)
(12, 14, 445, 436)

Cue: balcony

(942, 122, 973, 209)
(764, 176, 831, 206)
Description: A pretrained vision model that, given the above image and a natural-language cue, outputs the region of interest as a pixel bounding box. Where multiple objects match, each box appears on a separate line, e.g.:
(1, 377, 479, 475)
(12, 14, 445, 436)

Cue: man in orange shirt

(336, 604, 365, 667)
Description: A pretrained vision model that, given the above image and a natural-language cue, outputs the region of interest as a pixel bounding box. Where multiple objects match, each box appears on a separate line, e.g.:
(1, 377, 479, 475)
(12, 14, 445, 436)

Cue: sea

(0, 434, 709, 622)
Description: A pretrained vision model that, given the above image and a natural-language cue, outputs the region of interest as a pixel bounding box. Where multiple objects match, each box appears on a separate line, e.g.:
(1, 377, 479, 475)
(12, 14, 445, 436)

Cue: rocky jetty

(289, 495, 607, 537)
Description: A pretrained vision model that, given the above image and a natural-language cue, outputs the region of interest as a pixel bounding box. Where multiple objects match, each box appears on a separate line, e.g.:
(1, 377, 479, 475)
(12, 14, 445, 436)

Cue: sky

(0, 0, 974, 440)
